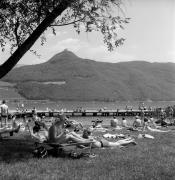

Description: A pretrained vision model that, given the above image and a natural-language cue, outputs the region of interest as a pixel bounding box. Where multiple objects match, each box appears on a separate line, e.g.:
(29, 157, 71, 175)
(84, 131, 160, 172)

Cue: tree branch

(50, 17, 85, 27)
(0, 0, 74, 79)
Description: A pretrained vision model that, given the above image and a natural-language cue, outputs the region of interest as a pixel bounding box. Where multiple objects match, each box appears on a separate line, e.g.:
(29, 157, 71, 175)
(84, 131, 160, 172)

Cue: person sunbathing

(121, 117, 129, 128)
(133, 116, 142, 128)
(110, 116, 119, 128)
(92, 119, 103, 128)
(64, 116, 83, 131)
(142, 117, 170, 132)
(82, 128, 137, 148)
(29, 114, 93, 145)
(30, 114, 136, 148)
(48, 116, 92, 144)
(123, 116, 142, 131)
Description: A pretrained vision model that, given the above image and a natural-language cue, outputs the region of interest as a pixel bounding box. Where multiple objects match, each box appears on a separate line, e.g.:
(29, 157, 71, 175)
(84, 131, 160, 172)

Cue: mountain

(14, 64, 26, 68)
(2, 49, 175, 101)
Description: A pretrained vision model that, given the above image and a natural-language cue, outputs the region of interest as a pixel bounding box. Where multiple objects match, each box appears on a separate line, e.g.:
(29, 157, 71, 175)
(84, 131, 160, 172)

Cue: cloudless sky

(0, 0, 175, 65)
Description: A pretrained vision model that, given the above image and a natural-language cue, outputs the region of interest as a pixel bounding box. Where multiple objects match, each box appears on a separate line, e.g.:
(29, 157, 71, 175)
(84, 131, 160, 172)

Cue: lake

(7, 100, 175, 111)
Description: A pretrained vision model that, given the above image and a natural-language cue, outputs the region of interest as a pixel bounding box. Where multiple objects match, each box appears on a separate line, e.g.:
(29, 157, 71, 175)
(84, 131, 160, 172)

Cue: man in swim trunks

(0, 100, 9, 127)
(48, 114, 93, 144)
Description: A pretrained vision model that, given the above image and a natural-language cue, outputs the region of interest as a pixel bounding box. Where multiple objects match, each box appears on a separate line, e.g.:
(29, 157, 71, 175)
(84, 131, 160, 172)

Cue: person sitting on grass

(133, 116, 142, 128)
(92, 119, 103, 128)
(121, 117, 129, 128)
(48, 120, 136, 148)
(48, 115, 93, 144)
(82, 128, 137, 148)
(125, 116, 143, 131)
(110, 116, 119, 128)
(30, 114, 136, 148)
(64, 116, 83, 132)
(29, 114, 93, 145)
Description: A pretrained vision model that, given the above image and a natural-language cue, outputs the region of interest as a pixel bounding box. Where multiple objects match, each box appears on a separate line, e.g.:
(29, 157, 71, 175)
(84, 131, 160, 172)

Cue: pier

(11, 109, 156, 119)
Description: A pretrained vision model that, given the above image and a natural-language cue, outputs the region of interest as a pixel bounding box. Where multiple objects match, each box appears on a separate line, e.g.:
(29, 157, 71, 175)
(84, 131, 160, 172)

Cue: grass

(1, 126, 175, 180)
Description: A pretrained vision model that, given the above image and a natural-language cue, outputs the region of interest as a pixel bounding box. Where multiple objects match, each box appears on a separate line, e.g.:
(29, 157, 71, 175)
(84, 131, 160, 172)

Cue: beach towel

(92, 127, 108, 132)
(103, 133, 125, 139)
(138, 134, 154, 139)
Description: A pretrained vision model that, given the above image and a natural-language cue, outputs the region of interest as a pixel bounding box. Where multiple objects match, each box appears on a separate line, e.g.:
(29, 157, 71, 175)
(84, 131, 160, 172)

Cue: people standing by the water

(0, 100, 9, 127)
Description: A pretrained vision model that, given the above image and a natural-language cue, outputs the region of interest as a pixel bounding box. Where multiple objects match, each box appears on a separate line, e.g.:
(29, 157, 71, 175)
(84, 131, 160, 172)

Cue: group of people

(28, 112, 170, 147)
(29, 113, 136, 149)
(0, 100, 172, 149)
(109, 115, 170, 133)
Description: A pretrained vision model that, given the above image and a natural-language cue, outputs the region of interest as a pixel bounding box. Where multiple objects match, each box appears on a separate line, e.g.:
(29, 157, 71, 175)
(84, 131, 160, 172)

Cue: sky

(0, 0, 175, 65)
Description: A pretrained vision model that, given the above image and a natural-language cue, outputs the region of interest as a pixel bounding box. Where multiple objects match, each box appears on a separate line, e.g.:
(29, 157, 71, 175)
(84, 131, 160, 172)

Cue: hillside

(2, 49, 175, 101)
(0, 81, 24, 101)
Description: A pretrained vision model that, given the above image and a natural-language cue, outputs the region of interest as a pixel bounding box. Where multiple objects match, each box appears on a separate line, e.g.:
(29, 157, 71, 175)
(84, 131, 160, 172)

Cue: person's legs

(4, 117, 7, 126)
(1, 117, 4, 127)
(101, 138, 136, 147)
(68, 131, 83, 139)
(65, 134, 94, 144)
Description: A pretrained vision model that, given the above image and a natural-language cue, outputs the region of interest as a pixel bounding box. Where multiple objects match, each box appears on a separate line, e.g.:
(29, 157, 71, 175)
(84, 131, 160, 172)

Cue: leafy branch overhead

(0, 0, 130, 53)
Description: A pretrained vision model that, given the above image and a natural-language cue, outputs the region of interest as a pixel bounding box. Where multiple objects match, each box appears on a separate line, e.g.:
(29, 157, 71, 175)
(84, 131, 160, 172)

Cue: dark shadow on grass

(0, 135, 35, 163)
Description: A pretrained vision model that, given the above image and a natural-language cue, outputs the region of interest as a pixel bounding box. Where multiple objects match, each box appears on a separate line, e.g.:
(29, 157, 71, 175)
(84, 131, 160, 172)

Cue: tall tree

(0, 0, 129, 78)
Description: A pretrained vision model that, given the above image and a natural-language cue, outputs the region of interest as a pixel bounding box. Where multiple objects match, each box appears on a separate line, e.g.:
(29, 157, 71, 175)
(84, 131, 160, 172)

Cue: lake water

(7, 100, 175, 111)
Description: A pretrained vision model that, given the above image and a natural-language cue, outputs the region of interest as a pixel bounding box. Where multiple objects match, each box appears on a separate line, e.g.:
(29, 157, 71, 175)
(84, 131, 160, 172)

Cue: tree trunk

(0, 0, 72, 79)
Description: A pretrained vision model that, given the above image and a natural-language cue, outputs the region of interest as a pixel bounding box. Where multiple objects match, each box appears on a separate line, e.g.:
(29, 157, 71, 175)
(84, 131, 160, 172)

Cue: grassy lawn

(0, 128, 175, 180)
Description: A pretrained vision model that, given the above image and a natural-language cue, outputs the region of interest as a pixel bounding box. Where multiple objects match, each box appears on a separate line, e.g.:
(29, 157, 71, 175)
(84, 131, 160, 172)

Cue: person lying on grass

(0, 115, 20, 137)
(29, 114, 93, 145)
(142, 117, 170, 132)
(29, 114, 136, 148)
(82, 128, 137, 148)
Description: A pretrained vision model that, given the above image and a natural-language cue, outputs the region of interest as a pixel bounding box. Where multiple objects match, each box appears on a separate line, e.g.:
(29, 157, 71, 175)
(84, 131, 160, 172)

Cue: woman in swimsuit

(82, 128, 136, 148)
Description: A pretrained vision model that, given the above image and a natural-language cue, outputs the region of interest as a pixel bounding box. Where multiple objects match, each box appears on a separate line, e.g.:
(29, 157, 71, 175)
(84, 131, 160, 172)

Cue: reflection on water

(7, 100, 175, 111)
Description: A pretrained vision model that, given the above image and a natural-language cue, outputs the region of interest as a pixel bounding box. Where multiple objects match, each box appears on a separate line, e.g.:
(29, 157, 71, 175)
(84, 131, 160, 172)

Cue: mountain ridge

(2, 50, 175, 101)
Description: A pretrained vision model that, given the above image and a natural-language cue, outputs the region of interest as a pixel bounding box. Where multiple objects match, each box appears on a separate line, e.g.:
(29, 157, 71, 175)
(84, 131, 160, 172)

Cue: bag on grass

(33, 146, 48, 158)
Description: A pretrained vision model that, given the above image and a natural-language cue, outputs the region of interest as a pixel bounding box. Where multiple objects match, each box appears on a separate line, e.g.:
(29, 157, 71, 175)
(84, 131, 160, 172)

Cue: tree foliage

(0, 0, 129, 78)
